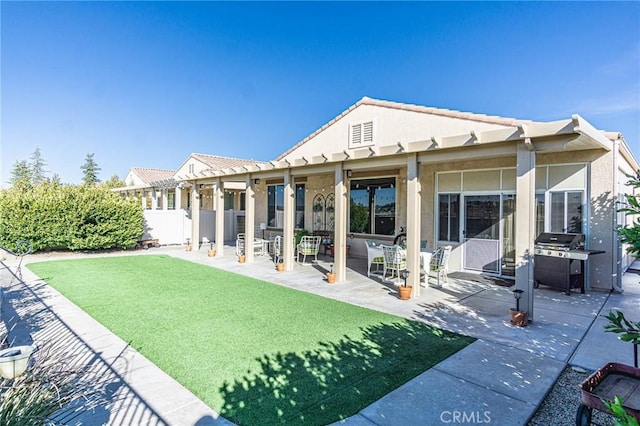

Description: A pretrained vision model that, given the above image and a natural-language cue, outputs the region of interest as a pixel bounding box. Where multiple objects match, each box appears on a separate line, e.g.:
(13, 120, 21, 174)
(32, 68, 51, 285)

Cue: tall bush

(0, 182, 143, 252)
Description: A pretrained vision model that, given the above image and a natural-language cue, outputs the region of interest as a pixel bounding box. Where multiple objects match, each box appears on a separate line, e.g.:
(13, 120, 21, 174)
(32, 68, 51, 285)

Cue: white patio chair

(296, 236, 321, 265)
(365, 239, 385, 277)
(428, 245, 452, 288)
(235, 233, 245, 256)
(381, 245, 407, 283)
(273, 235, 283, 264)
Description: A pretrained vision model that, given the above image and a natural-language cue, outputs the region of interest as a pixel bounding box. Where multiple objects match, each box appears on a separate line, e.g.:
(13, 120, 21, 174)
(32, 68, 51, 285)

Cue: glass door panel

(502, 195, 516, 277)
(463, 195, 500, 273)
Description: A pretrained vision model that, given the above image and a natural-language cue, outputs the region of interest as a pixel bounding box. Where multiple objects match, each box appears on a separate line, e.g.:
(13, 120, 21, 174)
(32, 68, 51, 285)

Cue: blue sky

(2, 2, 639, 186)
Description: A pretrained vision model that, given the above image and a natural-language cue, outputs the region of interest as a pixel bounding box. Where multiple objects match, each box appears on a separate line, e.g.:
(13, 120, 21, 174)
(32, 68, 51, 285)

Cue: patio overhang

(171, 116, 611, 184)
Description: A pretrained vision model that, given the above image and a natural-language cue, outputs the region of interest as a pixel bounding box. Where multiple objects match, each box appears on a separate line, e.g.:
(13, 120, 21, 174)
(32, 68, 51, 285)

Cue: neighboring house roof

(191, 153, 268, 170)
(173, 153, 269, 180)
(277, 96, 533, 160)
(130, 167, 175, 185)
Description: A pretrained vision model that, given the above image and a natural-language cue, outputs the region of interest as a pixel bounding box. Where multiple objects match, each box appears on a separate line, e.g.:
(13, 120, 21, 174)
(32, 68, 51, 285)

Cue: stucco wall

(587, 150, 615, 290)
(282, 104, 512, 162)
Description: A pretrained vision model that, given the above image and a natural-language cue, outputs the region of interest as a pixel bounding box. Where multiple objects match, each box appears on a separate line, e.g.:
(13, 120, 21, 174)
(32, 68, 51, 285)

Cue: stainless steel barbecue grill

(534, 233, 604, 295)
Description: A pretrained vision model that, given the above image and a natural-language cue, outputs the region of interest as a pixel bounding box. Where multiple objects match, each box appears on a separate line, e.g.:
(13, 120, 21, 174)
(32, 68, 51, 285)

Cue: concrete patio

(1, 245, 638, 425)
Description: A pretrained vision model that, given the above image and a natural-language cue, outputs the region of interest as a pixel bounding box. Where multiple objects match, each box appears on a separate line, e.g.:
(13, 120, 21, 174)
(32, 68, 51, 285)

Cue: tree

(617, 171, 640, 257)
(103, 174, 125, 189)
(80, 153, 101, 185)
(9, 160, 31, 187)
(29, 147, 48, 185)
(49, 173, 62, 185)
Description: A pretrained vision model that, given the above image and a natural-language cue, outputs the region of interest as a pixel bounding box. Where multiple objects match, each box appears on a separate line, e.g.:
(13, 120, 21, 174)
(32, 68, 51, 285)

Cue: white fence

(142, 209, 246, 245)
(142, 210, 191, 245)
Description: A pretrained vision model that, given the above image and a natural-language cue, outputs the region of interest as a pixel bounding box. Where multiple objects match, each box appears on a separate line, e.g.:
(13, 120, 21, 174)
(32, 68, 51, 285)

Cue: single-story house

(115, 154, 267, 244)
(117, 97, 639, 321)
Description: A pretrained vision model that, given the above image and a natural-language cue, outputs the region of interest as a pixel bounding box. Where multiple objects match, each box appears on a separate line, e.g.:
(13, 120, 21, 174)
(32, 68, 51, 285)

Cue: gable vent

(350, 121, 374, 148)
(363, 121, 373, 144)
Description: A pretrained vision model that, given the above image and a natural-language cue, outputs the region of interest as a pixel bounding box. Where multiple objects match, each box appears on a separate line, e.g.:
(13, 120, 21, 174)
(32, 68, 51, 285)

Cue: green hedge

(0, 182, 143, 252)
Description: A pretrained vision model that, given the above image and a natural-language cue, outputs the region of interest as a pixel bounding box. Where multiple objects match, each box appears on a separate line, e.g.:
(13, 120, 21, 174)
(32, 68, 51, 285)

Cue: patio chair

(297, 236, 321, 265)
(235, 233, 245, 256)
(381, 245, 407, 283)
(273, 235, 283, 264)
(365, 239, 385, 277)
(428, 245, 452, 288)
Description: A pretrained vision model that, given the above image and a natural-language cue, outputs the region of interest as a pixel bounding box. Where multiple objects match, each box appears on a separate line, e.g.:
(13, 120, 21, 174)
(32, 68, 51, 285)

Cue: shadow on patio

(189, 244, 611, 363)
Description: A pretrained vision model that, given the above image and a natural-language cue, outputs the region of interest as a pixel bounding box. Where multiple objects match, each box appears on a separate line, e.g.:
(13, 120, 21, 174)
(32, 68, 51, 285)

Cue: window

(267, 184, 305, 228)
(438, 194, 460, 242)
(535, 194, 545, 237)
(224, 192, 234, 210)
(168, 191, 175, 210)
(349, 178, 395, 235)
(550, 191, 583, 234)
(349, 121, 374, 148)
(295, 184, 305, 229)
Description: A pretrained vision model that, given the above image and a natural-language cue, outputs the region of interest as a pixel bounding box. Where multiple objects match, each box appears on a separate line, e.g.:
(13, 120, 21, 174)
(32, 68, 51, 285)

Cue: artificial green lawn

(27, 255, 474, 425)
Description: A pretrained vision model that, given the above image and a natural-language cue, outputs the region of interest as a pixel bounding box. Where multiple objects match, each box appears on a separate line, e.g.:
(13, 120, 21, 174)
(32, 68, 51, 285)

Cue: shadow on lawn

(219, 320, 473, 425)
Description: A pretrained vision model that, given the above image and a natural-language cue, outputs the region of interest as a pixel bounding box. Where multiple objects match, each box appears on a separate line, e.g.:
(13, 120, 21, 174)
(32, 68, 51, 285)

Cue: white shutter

(351, 123, 362, 145)
(363, 121, 373, 144)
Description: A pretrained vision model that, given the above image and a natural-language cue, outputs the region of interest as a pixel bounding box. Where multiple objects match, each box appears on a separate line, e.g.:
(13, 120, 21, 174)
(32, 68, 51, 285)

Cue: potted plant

(397, 270, 413, 300)
(509, 289, 528, 327)
(185, 238, 192, 252)
(326, 264, 336, 284)
(295, 229, 310, 246)
(276, 262, 285, 272)
(207, 242, 216, 257)
(238, 254, 246, 263)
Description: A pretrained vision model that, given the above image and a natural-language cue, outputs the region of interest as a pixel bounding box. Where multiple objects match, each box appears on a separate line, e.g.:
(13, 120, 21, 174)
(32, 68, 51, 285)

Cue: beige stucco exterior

(118, 97, 638, 320)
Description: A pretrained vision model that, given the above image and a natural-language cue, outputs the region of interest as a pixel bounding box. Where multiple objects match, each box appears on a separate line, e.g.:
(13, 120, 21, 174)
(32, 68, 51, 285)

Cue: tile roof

(131, 168, 175, 185)
(277, 96, 532, 160)
(191, 153, 268, 170)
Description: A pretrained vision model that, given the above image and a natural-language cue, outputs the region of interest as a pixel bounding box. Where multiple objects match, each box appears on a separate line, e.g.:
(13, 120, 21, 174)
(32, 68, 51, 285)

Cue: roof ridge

(359, 97, 531, 126)
(132, 167, 175, 172)
(191, 153, 268, 163)
(277, 96, 531, 160)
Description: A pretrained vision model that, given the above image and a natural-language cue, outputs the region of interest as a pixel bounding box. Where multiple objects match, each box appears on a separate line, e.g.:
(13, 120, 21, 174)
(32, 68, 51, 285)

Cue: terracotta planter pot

(398, 285, 413, 300)
(185, 245, 192, 252)
(238, 255, 246, 263)
(326, 273, 336, 284)
(510, 309, 528, 327)
(276, 263, 285, 272)
(207, 249, 216, 257)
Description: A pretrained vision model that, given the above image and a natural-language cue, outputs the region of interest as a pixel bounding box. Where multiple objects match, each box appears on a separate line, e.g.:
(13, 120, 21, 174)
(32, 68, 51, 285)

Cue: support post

(245, 175, 255, 262)
(215, 178, 225, 255)
(406, 153, 421, 296)
(283, 170, 295, 270)
(175, 186, 182, 209)
(191, 183, 200, 249)
(334, 164, 348, 282)
(151, 189, 158, 210)
(162, 189, 168, 210)
(515, 141, 536, 321)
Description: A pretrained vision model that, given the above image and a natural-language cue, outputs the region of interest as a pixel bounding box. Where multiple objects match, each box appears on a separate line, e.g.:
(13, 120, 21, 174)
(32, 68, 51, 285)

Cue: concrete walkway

(2, 247, 638, 425)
